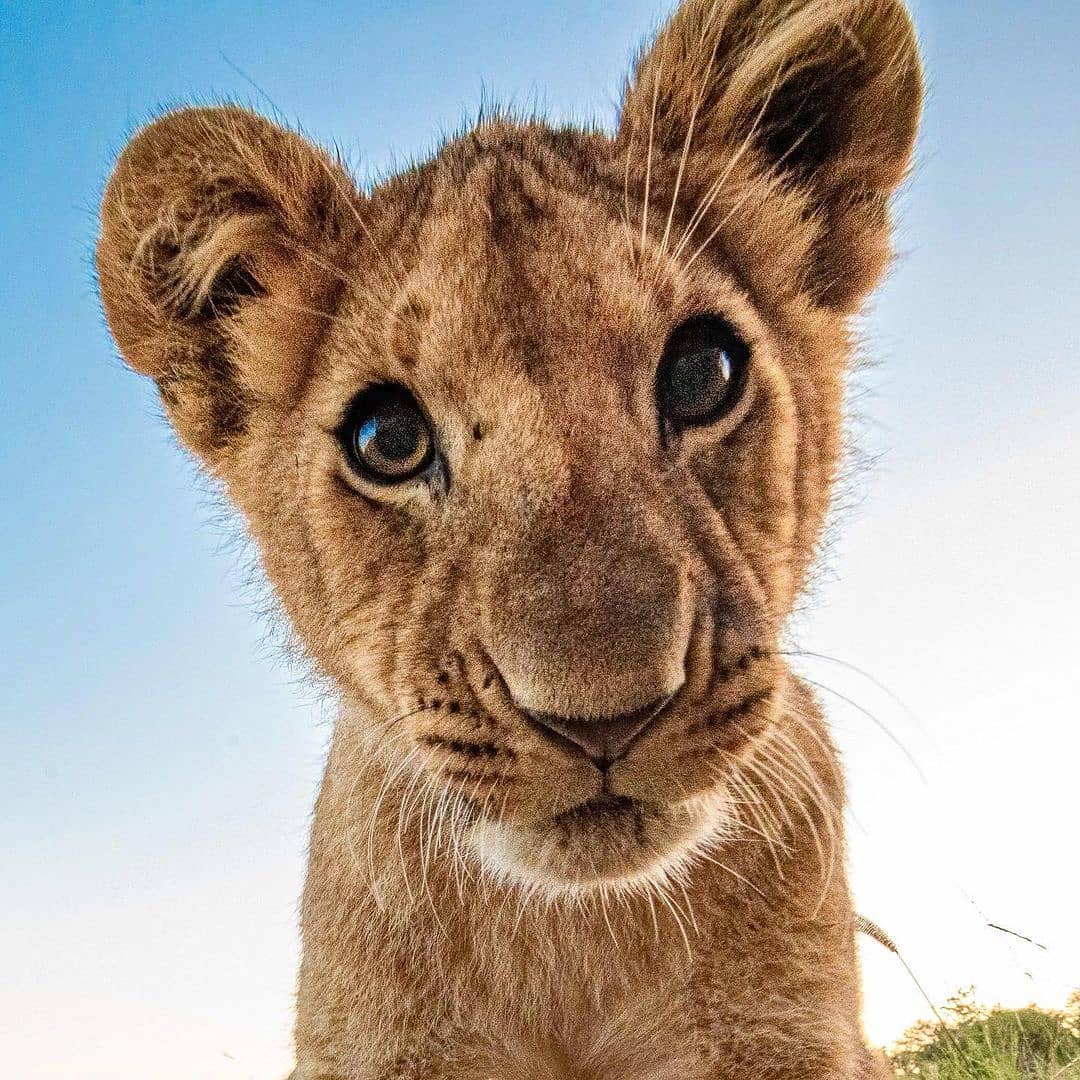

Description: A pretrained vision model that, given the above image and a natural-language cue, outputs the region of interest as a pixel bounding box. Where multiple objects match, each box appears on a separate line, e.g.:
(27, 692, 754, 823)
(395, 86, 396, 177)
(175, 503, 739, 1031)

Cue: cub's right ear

(97, 107, 358, 460)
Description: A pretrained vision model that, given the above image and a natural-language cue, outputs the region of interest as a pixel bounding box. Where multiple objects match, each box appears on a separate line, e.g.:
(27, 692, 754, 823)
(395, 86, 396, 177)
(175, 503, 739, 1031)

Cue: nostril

(524, 694, 673, 767)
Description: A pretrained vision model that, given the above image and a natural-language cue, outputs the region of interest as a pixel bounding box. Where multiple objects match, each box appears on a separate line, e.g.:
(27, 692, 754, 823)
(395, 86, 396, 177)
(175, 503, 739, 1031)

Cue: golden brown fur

(96, 1, 922, 1076)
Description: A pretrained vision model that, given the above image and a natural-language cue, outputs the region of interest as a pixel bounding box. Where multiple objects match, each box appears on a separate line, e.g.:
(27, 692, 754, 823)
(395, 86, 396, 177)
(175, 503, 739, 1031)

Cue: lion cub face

(97, 0, 921, 894)
(299, 141, 793, 891)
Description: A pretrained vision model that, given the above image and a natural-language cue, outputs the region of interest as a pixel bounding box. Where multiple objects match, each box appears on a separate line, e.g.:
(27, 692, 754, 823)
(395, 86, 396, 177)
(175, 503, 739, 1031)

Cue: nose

(524, 694, 673, 768)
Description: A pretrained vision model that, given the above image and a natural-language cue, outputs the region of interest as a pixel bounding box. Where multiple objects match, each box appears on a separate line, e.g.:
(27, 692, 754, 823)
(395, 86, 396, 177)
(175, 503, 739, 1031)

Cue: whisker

(313, 154, 408, 295)
(654, 880, 694, 964)
(724, 764, 789, 880)
(621, 129, 639, 266)
(781, 649, 921, 729)
(766, 729, 840, 915)
(365, 746, 420, 894)
(644, 886, 661, 944)
(394, 755, 428, 905)
(657, 14, 726, 272)
(693, 844, 766, 899)
(599, 887, 621, 951)
(800, 675, 926, 781)
(668, 65, 784, 266)
(681, 123, 816, 274)
(639, 61, 664, 257)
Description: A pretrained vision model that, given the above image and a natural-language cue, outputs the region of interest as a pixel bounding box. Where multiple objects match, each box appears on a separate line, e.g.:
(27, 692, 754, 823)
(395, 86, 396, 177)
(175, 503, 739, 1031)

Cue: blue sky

(2, 2, 1078, 1076)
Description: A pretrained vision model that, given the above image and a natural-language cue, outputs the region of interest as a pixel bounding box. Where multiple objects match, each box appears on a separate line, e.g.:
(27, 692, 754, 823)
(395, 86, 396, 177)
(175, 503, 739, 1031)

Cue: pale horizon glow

(2, 1, 1078, 1076)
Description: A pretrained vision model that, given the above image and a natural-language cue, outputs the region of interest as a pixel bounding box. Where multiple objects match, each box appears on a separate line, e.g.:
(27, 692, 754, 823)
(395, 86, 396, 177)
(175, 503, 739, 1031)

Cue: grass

(889, 990, 1080, 1079)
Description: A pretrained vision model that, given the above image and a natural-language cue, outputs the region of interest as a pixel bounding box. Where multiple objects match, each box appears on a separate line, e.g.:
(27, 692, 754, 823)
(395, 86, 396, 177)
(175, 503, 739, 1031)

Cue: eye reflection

(657, 315, 750, 429)
(341, 385, 435, 485)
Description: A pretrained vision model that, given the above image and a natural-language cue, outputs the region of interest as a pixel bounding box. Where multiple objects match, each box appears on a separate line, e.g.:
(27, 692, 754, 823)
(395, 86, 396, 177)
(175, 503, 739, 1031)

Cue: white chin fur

(467, 790, 734, 901)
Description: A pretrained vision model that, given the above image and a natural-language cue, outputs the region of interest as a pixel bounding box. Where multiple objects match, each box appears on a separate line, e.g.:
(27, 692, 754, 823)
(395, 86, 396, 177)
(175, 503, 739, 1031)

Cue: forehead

(396, 132, 652, 385)
(316, 124, 761, 415)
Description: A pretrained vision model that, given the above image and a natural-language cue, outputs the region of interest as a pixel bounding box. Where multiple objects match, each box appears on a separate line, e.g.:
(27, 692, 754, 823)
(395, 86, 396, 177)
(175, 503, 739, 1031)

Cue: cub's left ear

(619, 0, 923, 312)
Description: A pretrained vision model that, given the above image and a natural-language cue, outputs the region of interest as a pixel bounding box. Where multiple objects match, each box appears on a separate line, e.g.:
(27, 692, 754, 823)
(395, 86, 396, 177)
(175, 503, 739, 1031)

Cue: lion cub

(97, 1, 922, 1076)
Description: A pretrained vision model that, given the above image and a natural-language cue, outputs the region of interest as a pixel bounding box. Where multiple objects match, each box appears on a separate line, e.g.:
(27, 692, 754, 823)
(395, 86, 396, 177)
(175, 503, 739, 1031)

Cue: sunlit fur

(96, 1, 922, 1076)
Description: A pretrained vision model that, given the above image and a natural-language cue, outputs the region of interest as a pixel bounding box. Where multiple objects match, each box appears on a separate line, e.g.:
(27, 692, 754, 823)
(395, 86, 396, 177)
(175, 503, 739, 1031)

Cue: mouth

(551, 793, 648, 834)
(469, 788, 730, 896)
(439, 656, 782, 896)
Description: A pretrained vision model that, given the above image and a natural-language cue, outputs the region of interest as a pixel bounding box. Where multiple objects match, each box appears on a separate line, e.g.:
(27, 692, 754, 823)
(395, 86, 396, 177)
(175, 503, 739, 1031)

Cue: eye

(656, 315, 751, 431)
(340, 384, 436, 485)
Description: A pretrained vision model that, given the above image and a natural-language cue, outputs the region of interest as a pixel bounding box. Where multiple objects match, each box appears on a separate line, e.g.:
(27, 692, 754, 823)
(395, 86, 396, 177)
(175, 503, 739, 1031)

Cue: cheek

(296, 470, 430, 693)
(687, 366, 800, 609)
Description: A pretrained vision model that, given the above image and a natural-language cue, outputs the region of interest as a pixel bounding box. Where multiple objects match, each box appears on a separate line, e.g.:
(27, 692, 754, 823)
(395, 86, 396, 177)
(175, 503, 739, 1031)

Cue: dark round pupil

(356, 402, 425, 469)
(371, 406, 420, 461)
(669, 347, 732, 414)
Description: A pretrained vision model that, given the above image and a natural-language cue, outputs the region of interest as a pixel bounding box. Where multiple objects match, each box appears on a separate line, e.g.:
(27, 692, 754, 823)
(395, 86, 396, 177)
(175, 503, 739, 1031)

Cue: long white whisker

(669, 65, 784, 265)
(640, 61, 664, 255)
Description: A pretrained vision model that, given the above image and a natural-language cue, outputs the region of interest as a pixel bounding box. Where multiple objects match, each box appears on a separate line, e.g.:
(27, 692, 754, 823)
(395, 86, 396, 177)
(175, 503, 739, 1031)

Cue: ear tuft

(98, 107, 359, 457)
(197, 254, 268, 320)
(146, 211, 272, 323)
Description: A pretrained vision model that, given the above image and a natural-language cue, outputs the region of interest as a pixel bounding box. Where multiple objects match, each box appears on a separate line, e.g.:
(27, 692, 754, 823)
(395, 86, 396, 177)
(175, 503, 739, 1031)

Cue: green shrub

(890, 990, 1080, 1079)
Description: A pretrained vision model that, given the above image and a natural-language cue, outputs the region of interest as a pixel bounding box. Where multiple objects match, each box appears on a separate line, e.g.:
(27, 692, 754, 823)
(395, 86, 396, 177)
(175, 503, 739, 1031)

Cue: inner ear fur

(619, 0, 923, 311)
(97, 106, 358, 457)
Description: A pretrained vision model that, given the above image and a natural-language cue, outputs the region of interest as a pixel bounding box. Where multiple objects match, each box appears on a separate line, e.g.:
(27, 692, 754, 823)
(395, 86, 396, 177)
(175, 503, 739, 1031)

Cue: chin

(468, 790, 732, 899)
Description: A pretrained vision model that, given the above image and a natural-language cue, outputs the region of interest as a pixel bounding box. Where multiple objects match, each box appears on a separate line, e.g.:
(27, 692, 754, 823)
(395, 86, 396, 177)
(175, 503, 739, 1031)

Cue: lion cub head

(97, 0, 921, 896)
